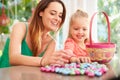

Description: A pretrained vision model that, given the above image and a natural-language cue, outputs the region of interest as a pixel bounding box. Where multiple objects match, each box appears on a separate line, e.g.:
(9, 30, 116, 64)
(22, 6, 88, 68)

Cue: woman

(0, 0, 71, 68)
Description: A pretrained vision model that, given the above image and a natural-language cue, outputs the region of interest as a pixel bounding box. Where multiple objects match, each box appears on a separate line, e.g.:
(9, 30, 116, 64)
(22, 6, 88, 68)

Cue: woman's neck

(42, 32, 51, 41)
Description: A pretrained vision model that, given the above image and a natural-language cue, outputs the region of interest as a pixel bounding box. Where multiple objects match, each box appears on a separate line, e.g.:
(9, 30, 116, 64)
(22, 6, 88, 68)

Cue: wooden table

(0, 54, 120, 80)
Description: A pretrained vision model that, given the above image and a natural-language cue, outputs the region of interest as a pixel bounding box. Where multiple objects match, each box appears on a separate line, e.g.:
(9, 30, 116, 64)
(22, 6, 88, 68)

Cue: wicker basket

(86, 12, 116, 63)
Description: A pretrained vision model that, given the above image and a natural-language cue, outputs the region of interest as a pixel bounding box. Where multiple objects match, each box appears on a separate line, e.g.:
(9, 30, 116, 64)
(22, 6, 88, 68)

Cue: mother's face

(40, 2, 63, 32)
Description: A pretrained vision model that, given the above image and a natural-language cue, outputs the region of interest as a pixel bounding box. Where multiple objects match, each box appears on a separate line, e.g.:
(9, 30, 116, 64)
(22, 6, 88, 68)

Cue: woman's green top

(0, 23, 44, 68)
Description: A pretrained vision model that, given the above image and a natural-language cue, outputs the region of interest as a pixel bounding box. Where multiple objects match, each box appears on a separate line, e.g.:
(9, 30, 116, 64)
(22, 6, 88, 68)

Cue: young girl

(64, 9, 91, 63)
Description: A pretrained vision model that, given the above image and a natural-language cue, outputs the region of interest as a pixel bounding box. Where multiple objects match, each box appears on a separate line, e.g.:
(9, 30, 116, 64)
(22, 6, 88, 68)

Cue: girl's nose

(79, 29, 83, 34)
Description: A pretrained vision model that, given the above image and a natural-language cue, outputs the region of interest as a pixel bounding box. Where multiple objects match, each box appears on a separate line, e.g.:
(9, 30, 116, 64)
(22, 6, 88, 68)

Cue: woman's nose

(54, 15, 60, 21)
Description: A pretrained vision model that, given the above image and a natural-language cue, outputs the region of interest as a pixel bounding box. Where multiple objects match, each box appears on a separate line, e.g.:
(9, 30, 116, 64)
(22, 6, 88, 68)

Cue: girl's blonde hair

(68, 9, 89, 43)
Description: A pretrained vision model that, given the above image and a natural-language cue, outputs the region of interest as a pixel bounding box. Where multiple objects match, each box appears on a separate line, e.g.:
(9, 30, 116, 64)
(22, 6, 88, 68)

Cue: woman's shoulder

(10, 22, 28, 39)
(13, 22, 26, 28)
(12, 22, 27, 32)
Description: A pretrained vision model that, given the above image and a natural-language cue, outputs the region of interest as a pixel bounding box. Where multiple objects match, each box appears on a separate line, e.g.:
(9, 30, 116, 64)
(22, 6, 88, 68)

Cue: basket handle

(90, 12, 111, 45)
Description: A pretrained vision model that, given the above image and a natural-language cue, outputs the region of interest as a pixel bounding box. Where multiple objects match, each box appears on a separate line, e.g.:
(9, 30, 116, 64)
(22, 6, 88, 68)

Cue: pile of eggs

(40, 62, 108, 77)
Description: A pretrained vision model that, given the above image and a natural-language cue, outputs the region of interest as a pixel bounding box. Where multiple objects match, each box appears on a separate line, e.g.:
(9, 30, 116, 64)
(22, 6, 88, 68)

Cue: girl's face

(70, 17, 89, 43)
(40, 2, 63, 32)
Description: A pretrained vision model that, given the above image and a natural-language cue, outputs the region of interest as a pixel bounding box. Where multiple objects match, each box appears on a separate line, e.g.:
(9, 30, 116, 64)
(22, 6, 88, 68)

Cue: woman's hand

(41, 50, 71, 66)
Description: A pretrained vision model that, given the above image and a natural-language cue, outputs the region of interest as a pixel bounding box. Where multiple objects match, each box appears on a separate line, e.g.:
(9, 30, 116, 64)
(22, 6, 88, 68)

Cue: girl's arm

(64, 39, 76, 58)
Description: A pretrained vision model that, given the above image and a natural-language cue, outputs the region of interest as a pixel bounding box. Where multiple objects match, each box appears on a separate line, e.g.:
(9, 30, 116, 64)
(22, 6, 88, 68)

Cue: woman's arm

(9, 22, 42, 66)
(41, 38, 72, 66)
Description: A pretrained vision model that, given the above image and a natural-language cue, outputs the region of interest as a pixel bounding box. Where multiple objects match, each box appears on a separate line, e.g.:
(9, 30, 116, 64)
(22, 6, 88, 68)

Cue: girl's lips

(77, 35, 84, 39)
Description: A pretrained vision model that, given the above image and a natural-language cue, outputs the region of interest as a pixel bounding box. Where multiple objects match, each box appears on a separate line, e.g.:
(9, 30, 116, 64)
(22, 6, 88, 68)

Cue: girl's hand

(70, 56, 91, 63)
(78, 56, 91, 63)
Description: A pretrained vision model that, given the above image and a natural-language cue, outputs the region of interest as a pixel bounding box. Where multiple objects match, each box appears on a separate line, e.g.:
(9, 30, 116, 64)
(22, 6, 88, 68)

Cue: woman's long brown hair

(29, 0, 66, 56)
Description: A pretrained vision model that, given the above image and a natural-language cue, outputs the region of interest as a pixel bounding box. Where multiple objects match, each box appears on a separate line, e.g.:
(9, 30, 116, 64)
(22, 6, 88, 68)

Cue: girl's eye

(74, 28, 79, 30)
(83, 28, 87, 31)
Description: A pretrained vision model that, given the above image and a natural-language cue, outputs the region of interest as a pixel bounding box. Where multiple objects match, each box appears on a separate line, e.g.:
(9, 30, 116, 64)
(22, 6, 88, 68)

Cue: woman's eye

(59, 15, 62, 18)
(50, 12, 62, 19)
(50, 12, 55, 15)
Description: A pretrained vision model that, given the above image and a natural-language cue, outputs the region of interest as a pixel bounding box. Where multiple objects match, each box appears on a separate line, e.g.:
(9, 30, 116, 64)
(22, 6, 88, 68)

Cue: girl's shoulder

(65, 38, 74, 42)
